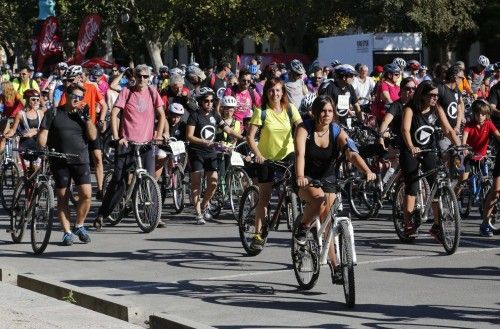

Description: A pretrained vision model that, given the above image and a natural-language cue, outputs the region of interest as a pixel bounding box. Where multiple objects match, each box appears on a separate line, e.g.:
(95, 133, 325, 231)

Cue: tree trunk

(145, 39, 163, 73)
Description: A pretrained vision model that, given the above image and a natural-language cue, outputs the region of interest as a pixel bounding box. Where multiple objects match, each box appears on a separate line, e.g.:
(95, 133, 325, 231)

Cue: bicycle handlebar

(14, 148, 80, 160)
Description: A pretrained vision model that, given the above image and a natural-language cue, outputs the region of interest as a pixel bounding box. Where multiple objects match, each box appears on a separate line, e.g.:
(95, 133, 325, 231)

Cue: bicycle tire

(291, 214, 320, 290)
(228, 167, 251, 221)
(457, 182, 471, 218)
(439, 185, 461, 255)
(133, 173, 162, 233)
(489, 196, 500, 234)
(238, 185, 264, 256)
(102, 170, 125, 226)
(347, 178, 378, 220)
(171, 167, 186, 213)
(30, 181, 54, 255)
(392, 179, 416, 242)
(479, 180, 492, 218)
(0, 161, 20, 211)
(68, 179, 79, 206)
(286, 188, 299, 232)
(102, 130, 116, 166)
(10, 181, 27, 243)
(159, 169, 169, 204)
(339, 220, 355, 308)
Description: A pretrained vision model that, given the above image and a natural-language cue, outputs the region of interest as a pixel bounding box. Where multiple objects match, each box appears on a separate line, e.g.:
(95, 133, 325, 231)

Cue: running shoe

(479, 223, 493, 237)
(195, 215, 206, 225)
(250, 234, 264, 251)
(62, 232, 74, 246)
(74, 226, 91, 243)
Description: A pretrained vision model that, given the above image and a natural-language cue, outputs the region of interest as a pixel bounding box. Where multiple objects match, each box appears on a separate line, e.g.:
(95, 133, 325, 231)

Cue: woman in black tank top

(400, 80, 461, 238)
(294, 95, 375, 275)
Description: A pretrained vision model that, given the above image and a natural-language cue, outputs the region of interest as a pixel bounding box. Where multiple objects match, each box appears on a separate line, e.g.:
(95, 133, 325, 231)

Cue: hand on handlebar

(118, 138, 128, 147)
(365, 172, 376, 182)
(296, 176, 309, 188)
(410, 146, 421, 157)
(254, 155, 266, 164)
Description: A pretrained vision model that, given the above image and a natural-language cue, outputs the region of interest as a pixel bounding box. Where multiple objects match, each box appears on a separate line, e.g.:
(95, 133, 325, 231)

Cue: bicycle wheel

(347, 178, 378, 220)
(102, 170, 125, 226)
(228, 167, 251, 221)
(392, 179, 415, 242)
(286, 188, 299, 231)
(0, 161, 20, 211)
(30, 182, 54, 255)
(339, 221, 355, 308)
(479, 180, 492, 218)
(133, 173, 162, 233)
(10, 182, 27, 243)
(291, 215, 320, 290)
(209, 189, 223, 219)
(457, 182, 471, 218)
(68, 179, 79, 206)
(102, 130, 116, 166)
(489, 196, 500, 234)
(159, 169, 169, 204)
(439, 185, 461, 255)
(171, 167, 186, 213)
(238, 185, 264, 256)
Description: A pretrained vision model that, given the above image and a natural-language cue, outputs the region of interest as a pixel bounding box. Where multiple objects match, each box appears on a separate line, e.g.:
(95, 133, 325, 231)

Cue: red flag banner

(74, 14, 102, 64)
(37, 16, 64, 71)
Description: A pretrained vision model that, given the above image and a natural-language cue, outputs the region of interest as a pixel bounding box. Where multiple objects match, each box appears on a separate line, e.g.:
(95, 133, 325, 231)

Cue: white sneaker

(195, 215, 206, 225)
(203, 208, 213, 221)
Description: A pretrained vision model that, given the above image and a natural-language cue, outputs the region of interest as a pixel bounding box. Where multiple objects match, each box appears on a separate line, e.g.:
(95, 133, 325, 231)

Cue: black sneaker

(96, 190, 103, 201)
(294, 224, 308, 246)
(62, 232, 74, 246)
(74, 226, 91, 243)
(328, 261, 343, 285)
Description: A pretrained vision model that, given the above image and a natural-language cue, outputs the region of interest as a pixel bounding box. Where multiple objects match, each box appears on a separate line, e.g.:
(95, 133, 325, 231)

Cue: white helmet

(299, 93, 317, 113)
(290, 59, 306, 75)
(478, 55, 490, 67)
(221, 95, 237, 107)
(169, 68, 184, 76)
(66, 65, 83, 78)
(392, 57, 406, 68)
(169, 103, 185, 115)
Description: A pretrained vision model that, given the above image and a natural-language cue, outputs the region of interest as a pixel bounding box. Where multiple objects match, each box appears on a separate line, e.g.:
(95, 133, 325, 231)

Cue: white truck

(318, 32, 423, 69)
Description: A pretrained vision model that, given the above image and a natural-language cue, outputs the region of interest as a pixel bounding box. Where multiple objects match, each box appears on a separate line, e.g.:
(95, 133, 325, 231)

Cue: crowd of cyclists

(0, 51, 499, 256)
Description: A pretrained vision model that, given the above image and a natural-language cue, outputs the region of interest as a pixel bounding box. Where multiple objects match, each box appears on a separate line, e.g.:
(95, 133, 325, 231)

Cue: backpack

(260, 105, 294, 131)
(303, 119, 341, 144)
(124, 85, 157, 105)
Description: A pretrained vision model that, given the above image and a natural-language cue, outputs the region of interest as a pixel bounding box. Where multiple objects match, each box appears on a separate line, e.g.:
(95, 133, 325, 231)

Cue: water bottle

(382, 167, 395, 185)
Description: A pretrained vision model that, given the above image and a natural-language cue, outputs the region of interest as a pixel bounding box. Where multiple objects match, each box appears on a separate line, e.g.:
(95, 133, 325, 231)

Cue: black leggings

(400, 147, 438, 196)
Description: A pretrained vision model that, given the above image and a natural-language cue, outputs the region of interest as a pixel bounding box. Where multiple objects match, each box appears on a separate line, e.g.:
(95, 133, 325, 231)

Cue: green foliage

(62, 290, 76, 304)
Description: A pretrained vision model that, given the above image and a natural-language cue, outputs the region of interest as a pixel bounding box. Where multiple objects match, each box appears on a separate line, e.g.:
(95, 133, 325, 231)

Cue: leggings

(399, 147, 438, 196)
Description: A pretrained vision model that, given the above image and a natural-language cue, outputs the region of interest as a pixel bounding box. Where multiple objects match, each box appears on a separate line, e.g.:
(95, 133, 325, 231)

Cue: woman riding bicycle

(400, 80, 461, 240)
(246, 77, 303, 251)
(294, 95, 375, 281)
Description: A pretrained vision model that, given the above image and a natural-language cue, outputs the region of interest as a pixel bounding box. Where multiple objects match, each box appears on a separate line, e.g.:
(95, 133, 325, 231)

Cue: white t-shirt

(352, 76, 375, 105)
(285, 79, 307, 109)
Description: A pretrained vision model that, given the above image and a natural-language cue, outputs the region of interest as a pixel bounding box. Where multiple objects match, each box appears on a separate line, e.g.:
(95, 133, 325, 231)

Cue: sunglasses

(137, 74, 150, 80)
(71, 94, 84, 101)
(426, 93, 439, 98)
(30, 97, 40, 102)
(404, 86, 416, 91)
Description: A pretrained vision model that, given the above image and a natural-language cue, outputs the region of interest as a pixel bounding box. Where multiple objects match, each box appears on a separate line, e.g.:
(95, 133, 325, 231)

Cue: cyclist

(38, 84, 97, 246)
(437, 65, 465, 137)
(46, 62, 68, 104)
(456, 100, 500, 236)
(392, 57, 406, 84)
(299, 93, 317, 120)
(483, 149, 500, 237)
(372, 64, 401, 124)
(158, 65, 170, 93)
(285, 59, 309, 109)
(162, 74, 194, 120)
(12, 65, 40, 98)
(455, 61, 474, 98)
(246, 77, 303, 250)
(0, 81, 23, 152)
(469, 55, 490, 99)
(294, 95, 375, 281)
(400, 80, 461, 241)
(186, 88, 243, 225)
(4, 89, 44, 171)
(224, 68, 261, 125)
(306, 65, 324, 94)
(404, 60, 421, 83)
(352, 64, 375, 114)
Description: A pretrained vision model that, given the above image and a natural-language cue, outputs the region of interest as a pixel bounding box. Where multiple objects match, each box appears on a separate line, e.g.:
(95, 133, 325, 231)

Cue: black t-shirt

(169, 121, 186, 141)
(187, 110, 226, 155)
(405, 106, 439, 148)
(204, 73, 227, 100)
(488, 83, 500, 128)
(438, 84, 461, 128)
(386, 100, 404, 139)
(319, 81, 357, 123)
(40, 107, 89, 164)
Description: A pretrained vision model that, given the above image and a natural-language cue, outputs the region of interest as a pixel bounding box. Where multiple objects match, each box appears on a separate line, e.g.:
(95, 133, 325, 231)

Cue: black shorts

(257, 153, 295, 183)
(188, 151, 218, 172)
(494, 155, 500, 178)
(50, 162, 91, 189)
(88, 130, 102, 151)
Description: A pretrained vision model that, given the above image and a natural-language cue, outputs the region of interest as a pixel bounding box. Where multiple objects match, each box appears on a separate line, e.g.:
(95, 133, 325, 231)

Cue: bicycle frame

(121, 143, 150, 204)
(414, 160, 450, 223)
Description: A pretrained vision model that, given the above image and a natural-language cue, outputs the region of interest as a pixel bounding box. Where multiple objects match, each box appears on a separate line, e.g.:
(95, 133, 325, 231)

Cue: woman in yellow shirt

(246, 78, 302, 251)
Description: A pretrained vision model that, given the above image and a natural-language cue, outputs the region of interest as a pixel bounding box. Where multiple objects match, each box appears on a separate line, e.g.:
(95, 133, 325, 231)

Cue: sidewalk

(0, 282, 143, 329)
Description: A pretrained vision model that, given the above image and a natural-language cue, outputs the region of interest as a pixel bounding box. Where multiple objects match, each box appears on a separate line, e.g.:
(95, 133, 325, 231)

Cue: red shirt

(464, 119, 497, 159)
(0, 94, 23, 118)
(59, 82, 104, 124)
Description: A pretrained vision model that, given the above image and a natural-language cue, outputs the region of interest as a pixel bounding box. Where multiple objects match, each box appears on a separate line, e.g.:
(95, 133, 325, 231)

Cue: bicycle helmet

(221, 95, 237, 107)
(407, 59, 420, 71)
(169, 103, 185, 115)
(493, 62, 500, 70)
(169, 68, 184, 76)
(248, 64, 258, 75)
(478, 55, 490, 67)
(420, 65, 428, 71)
(299, 93, 317, 113)
(57, 62, 68, 70)
(290, 59, 306, 75)
(34, 72, 44, 79)
(159, 65, 169, 73)
(23, 89, 40, 100)
(92, 67, 104, 76)
(331, 59, 342, 68)
(383, 63, 401, 75)
(392, 57, 406, 68)
(334, 64, 357, 77)
(66, 65, 83, 78)
(197, 87, 215, 99)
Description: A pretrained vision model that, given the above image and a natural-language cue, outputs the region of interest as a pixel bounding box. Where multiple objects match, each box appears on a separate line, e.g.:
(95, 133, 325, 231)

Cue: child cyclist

(215, 95, 242, 177)
(456, 100, 500, 236)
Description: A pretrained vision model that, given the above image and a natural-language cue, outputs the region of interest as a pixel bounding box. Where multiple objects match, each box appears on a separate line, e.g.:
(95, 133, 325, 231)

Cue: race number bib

(230, 151, 245, 166)
(169, 141, 186, 155)
(337, 95, 350, 110)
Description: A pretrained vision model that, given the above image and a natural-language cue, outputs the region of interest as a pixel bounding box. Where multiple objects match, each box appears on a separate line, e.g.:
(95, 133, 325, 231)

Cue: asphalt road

(0, 194, 499, 329)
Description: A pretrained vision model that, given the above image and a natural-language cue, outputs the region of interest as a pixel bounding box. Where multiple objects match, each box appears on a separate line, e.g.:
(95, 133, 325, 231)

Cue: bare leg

(200, 170, 218, 211)
(255, 182, 272, 234)
(75, 184, 92, 226)
(56, 188, 71, 233)
(92, 149, 104, 193)
(190, 170, 203, 216)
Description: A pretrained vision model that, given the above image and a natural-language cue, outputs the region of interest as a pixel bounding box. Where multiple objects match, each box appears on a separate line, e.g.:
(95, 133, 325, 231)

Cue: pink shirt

(372, 80, 400, 121)
(115, 86, 164, 143)
(224, 87, 261, 122)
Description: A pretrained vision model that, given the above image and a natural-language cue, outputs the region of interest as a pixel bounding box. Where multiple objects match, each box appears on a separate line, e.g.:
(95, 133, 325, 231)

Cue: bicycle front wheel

(133, 173, 162, 233)
(228, 167, 251, 220)
(392, 179, 415, 243)
(291, 215, 319, 290)
(479, 180, 492, 218)
(286, 188, 300, 231)
(1, 161, 20, 211)
(238, 185, 263, 256)
(439, 185, 461, 255)
(171, 167, 186, 213)
(10, 182, 27, 243)
(339, 221, 355, 308)
(347, 178, 379, 220)
(489, 196, 500, 234)
(30, 182, 54, 255)
(103, 170, 125, 226)
(457, 182, 471, 218)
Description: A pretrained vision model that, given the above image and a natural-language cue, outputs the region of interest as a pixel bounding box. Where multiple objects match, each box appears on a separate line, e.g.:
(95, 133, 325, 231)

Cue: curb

(1, 268, 216, 329)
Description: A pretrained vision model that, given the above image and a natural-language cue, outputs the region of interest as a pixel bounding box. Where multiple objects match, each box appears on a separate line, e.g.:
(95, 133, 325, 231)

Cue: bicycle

(158, 138, 188, 214)
(291, 176, 359, 308)
(208, 143, 251, 220)
(0, 137, 21, 212)
(8, 149, 78, 254)
(97, 141, 162, 233)
(392, 145, 470, 255)
(238, 160, 299, 256)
